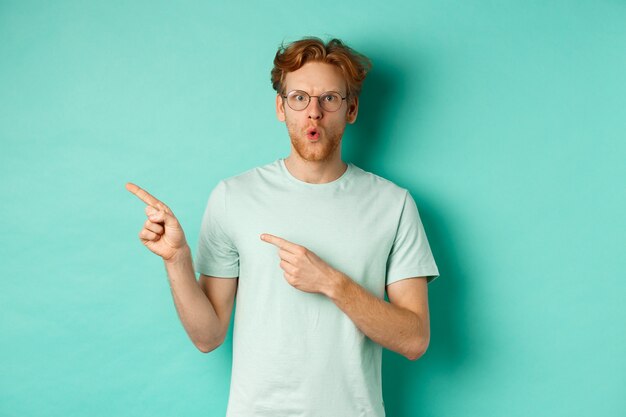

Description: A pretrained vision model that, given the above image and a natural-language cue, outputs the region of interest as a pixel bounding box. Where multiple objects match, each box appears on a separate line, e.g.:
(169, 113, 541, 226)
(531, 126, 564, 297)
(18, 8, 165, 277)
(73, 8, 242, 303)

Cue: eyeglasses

(281, 90, 347, 112)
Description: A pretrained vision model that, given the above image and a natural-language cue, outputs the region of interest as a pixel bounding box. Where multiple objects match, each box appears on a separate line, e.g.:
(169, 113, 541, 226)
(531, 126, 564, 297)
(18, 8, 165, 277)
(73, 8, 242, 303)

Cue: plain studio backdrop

(1, 1, 624, 416)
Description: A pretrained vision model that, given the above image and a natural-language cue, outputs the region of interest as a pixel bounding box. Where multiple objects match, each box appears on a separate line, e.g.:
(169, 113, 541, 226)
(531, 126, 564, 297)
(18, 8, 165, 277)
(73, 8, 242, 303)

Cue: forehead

(284, 61, 347, 94)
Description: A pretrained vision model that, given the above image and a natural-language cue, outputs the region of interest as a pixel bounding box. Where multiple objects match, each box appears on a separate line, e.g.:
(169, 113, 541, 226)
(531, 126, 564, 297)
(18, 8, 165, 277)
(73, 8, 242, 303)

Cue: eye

(323, 94, 337, 102)
(290, 91, 308, 102)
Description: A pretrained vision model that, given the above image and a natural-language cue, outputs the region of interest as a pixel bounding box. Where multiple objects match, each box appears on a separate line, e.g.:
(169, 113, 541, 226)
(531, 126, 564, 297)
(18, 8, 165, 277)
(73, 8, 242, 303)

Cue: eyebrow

(288, 89, 346, 95)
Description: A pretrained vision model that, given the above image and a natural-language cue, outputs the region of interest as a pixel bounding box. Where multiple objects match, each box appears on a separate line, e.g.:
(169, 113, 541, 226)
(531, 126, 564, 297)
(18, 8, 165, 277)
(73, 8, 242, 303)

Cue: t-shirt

(194, 157, 439, 417)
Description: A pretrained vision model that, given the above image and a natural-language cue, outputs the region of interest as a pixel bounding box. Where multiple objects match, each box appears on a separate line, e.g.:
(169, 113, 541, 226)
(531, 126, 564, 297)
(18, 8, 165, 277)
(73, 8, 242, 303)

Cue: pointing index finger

(125, 182, 162, 208)
(260, 234, 299, 252)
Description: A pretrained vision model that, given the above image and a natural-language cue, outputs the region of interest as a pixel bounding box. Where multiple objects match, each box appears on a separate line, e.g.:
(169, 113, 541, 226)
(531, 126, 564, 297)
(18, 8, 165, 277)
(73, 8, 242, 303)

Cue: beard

(285, 119, 345, 162)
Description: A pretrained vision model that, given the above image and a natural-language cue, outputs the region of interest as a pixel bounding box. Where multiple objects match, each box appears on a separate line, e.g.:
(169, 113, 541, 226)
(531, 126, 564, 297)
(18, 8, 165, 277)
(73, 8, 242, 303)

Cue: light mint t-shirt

(195, 158, 439, 417)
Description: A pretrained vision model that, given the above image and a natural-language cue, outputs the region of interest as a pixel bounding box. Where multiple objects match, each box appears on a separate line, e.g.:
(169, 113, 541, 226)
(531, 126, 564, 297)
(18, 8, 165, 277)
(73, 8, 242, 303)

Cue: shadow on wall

(345, 53, 466, 417)
(342, 53, 399, 168)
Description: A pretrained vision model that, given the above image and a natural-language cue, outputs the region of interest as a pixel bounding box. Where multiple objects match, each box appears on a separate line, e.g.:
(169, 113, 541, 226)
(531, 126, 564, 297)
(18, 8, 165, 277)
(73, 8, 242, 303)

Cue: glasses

(281, 90, 347, 112)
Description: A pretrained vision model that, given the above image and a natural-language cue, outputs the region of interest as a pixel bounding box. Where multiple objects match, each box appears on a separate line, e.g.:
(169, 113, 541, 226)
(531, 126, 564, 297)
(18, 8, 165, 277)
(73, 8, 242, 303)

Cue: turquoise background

(1, 1, 624, 416)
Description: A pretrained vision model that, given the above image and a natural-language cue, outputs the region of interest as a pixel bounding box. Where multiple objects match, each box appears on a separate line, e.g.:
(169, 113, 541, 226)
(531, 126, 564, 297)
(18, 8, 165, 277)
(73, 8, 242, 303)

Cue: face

(276, 62, 359, 162)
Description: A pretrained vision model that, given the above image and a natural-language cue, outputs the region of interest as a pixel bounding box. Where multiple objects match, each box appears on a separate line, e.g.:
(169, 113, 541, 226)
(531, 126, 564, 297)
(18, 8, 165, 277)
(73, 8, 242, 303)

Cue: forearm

(326, 272, 428, 360)
(163, 246, 222, 352)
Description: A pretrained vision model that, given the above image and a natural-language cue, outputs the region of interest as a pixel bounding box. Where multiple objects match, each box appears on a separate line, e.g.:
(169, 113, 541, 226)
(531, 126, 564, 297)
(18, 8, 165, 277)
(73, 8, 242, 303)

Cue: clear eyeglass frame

(281, 90, 347, 112)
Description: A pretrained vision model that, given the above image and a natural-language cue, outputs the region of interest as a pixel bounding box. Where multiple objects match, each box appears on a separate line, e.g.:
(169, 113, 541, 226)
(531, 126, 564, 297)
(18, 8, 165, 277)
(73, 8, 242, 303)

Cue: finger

(145, 205, 167, 220)
(278, 248, 297, 264)
(126, 182, 163, 208)
(154, 201, 172, 214)
(139, 229, 161, 241)
(280, 259, 296, 274)
(146, 207, 179, 228)
(144, 219, 164, 235)
(141, 237, 158, 252)
(260, 234, 301, 253)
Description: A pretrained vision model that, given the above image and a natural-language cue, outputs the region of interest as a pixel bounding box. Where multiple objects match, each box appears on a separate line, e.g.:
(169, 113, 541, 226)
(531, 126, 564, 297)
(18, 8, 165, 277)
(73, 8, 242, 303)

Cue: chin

(291, 136, 341, 162)
(287, 127, 344, 159)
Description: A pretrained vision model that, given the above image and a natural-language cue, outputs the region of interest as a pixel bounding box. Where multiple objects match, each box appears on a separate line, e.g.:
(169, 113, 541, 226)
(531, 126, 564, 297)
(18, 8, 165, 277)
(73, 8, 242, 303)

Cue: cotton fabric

(195, 158, 439, 417)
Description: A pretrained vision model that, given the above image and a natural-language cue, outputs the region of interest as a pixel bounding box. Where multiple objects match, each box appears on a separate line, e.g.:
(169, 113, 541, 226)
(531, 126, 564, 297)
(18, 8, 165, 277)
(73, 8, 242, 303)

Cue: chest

(228, 188, 398, 292)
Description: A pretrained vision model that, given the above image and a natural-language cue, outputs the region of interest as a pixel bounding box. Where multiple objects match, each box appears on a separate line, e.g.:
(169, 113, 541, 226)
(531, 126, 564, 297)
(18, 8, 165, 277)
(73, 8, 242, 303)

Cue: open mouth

(306, 128, 320, 140)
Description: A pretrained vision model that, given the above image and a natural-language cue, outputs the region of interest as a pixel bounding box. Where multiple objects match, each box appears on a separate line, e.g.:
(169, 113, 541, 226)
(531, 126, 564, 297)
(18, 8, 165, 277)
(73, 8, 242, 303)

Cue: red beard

(286, 123, 344, 162)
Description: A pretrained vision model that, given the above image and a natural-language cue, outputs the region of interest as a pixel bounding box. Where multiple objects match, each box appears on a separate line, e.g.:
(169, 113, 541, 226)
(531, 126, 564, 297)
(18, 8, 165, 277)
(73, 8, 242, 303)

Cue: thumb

(148, 208, 180, 228)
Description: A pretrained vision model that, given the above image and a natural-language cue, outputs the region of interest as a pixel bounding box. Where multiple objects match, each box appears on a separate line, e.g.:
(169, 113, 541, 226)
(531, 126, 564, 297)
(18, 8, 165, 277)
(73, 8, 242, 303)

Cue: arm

(126, 182, 238, 354)
(164, 247, 238, 353)
(259, 233, 431, 361)
(327, 274, 430, 361)
(325, 191, 434, 359)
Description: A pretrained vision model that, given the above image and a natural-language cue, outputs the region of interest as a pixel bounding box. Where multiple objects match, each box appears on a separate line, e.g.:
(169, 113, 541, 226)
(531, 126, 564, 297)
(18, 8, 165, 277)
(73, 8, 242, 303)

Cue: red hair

(271, 37, 372, 99)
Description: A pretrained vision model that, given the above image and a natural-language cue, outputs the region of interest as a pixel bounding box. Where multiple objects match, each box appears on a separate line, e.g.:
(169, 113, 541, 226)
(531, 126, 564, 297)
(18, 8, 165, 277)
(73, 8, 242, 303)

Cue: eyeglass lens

(286, 91, 343, 112)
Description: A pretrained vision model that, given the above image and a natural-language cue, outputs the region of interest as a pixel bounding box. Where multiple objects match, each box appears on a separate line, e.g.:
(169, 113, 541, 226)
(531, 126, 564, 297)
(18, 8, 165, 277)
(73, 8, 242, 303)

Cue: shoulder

(218, 159, 281, 191)
(349, 163, 409, 200)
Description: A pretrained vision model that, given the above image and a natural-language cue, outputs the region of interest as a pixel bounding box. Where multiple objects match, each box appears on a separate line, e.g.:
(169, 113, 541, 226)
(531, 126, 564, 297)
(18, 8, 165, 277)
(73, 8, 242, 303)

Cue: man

(127, 37, 439, 417)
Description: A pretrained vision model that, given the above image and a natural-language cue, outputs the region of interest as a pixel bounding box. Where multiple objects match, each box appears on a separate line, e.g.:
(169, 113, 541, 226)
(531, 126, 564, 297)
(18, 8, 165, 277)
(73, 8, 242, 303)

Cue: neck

(283, 152, 347, 184)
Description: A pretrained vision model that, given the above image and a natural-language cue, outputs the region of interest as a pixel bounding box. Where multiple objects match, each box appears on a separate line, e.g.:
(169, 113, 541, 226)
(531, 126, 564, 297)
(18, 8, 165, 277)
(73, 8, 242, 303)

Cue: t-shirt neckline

(278, 158, 353, 188)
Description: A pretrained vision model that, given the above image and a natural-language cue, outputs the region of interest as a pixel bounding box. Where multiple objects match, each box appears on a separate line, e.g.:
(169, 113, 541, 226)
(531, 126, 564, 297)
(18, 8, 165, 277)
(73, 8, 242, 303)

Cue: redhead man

(127, 37, 439, 417)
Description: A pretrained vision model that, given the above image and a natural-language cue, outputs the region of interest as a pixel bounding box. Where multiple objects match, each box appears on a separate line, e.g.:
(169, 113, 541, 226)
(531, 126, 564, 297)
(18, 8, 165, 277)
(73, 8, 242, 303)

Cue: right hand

(126, 182, 188, 261)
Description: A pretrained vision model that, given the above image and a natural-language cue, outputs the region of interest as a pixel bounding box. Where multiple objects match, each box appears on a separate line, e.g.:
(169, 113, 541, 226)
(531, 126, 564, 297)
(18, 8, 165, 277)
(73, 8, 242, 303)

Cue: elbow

(196, 343, 212, 354)
(195, 334, 225, 354)
(406, 335, 430, 361)
(196, 340, 222, 354)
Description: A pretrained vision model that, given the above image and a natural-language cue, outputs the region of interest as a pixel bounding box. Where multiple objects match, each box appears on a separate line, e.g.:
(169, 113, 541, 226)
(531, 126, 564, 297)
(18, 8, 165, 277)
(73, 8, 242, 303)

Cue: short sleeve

(385, 190, 440, 285)
(194, 181, 239, 278)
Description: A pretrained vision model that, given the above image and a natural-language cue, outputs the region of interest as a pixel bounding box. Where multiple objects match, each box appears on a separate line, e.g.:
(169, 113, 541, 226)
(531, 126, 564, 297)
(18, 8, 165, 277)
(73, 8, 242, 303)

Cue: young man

(127, 37, 439, 417)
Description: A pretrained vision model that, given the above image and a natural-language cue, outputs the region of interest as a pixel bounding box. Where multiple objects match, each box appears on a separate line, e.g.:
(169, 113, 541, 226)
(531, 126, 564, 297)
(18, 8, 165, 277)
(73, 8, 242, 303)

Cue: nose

(306, 98, 323, 120)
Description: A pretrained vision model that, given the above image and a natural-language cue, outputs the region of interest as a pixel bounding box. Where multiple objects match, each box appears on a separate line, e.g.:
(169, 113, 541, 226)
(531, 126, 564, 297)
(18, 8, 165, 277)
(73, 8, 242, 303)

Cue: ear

(276, 94, 286, 122)
(346, 96, 359, 124)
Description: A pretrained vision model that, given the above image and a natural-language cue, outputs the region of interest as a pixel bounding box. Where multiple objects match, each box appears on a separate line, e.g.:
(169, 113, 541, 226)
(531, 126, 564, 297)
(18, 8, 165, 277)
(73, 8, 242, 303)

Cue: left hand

(260, 233, 341, 295)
